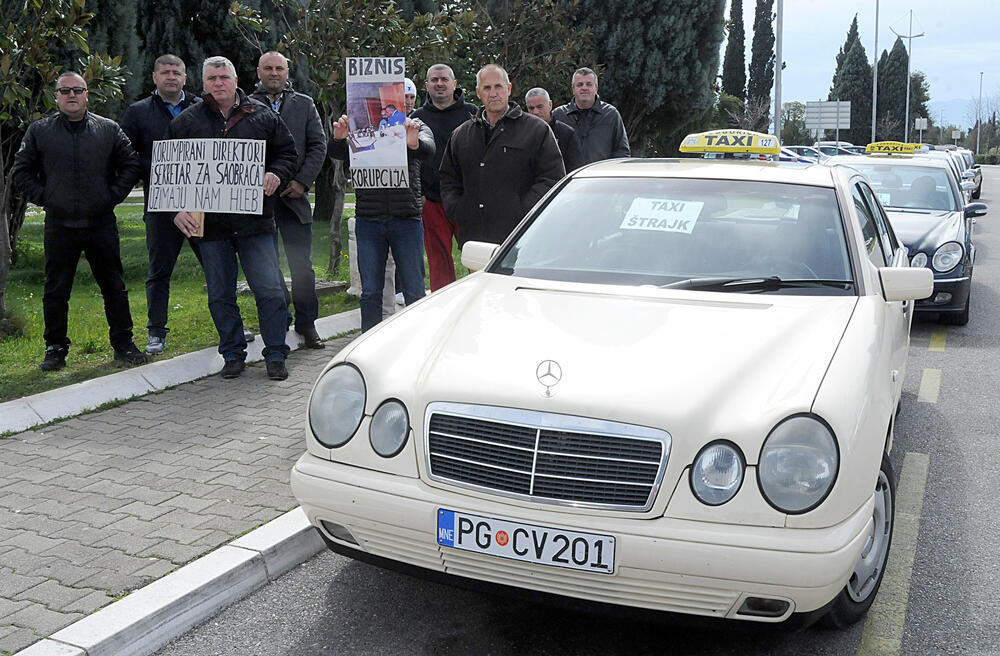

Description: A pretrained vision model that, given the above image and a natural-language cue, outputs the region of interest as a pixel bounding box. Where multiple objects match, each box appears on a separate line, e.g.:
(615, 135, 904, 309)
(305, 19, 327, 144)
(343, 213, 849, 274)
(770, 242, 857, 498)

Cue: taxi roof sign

(679, 129, 781, 155)
(865, 141, 921, 154)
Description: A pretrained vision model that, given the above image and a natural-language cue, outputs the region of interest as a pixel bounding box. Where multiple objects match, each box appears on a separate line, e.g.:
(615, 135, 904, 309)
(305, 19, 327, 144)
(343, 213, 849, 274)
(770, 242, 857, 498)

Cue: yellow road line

(857, 451, 930, 656)
(917, 369, 942, 403)
(928, 327, 947, 352)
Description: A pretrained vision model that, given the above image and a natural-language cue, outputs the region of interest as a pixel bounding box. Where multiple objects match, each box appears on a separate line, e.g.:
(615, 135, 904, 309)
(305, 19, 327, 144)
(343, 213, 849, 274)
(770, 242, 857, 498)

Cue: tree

(85, 0, 141, 114)
(908, 70, 931, 132)
(829, 39, 872, 145)
(877, 37, 908, 140)
(830, 14, 859, 93)
(573, 0, 727, 154)
(746, 0, 775, 131)
(780, 101, 810, 145)
(0, 0, 127, 320)
(720, 0, 745, 101)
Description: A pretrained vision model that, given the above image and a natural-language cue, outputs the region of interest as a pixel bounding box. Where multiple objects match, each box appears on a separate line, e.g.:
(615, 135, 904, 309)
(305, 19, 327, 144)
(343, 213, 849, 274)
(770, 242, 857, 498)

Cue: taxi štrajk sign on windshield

(679, 129, 781, 155)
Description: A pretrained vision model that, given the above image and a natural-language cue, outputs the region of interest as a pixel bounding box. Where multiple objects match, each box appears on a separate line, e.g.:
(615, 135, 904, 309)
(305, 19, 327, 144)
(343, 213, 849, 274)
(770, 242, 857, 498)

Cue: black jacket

(250, 82, 327, 224)
(410, 89, 478, 203)
(12, 111, 141, 228)
(551, 96, 630, 165)
(550, 118, 584, 173)
(439, 102, 565, 245)
(120, 91, 202, 208)
(166, 89, 299, 241)
(329, 119, 435, 220)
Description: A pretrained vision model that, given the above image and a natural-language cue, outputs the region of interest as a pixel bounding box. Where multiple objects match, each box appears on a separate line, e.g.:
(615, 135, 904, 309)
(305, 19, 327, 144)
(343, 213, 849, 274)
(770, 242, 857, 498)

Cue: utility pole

(890, 10, 924, 142)
(774, 0, 783, 140)
(977, 71, 984, 155)
(871, 0, 879, 144)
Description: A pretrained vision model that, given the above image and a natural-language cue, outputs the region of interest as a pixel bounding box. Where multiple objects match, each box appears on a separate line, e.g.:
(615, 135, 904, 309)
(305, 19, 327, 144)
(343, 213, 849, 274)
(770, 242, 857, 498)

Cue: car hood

(345, 274, 858, 446)
(883, 209, 962, 253)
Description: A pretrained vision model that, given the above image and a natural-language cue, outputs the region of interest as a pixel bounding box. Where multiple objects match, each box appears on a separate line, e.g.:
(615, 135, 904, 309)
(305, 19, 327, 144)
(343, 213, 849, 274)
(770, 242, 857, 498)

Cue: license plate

(436, 509, 616, 574)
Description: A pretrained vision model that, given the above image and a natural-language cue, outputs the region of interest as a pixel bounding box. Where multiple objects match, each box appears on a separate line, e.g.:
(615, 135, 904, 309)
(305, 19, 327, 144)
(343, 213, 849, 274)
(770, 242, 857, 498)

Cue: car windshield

(492, 177, 854, 294)
(847, 163, 959, 211)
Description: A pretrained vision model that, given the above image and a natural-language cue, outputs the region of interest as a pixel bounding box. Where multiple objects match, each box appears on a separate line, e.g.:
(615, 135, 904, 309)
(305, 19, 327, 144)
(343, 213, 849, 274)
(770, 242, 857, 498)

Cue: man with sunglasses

(13, 71, 145, 372)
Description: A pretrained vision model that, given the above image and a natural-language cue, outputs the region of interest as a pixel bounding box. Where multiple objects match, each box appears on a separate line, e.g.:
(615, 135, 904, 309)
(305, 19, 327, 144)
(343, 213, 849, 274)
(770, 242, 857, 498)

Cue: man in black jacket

(251, 51, 328, 349)
(440, 64, 565, 246)
(329, 114, 434, 332)
(551, 67, 630, 165)
(169, 56, 299, 380)
(121, 54, 203, 356)
(524, 86, 584, 173)
(13, 71, 145, 372)
(410, 64, 477, 291)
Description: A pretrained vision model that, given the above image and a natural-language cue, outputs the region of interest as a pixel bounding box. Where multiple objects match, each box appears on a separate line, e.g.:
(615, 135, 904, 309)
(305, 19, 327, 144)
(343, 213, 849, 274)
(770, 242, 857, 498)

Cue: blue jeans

(145, 212, 202, 338)
(272, 203, 318, 331)
(200, 233, 289, 363)
(355, 217, 425, 332)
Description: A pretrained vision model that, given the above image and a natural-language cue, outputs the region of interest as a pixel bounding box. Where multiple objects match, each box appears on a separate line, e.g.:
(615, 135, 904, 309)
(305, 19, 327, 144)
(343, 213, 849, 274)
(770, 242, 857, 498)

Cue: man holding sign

(166, 56, 298, 380)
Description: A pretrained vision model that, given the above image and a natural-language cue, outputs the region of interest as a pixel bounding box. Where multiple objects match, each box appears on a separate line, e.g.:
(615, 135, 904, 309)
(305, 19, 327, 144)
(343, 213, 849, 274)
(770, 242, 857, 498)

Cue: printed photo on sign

(619, 198, 704, 234)
(146, 138, 266, 214)
(346, 56, 408, 188)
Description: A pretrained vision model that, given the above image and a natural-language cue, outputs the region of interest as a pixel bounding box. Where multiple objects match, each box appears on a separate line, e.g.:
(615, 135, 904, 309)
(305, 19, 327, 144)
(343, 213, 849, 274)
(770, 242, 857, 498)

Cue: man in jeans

(329, 113, 434, 331)
(13, 71, 145, 371)
(169, 56, 298, 380)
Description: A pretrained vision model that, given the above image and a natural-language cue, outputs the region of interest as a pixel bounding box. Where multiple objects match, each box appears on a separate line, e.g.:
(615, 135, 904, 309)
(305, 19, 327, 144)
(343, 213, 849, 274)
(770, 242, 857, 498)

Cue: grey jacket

(251, 83, 327, 224)
(551, 96, 630, 165)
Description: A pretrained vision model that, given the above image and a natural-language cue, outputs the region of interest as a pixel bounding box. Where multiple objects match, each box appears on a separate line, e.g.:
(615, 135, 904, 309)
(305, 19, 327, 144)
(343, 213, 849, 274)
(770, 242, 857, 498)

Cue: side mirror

(972, 163, 981, 169)
(461, 241, 499, 272)
(961, 180, 975, 191)
(965, 202, 988, 218)
(962, 170, 975, 180)
(880, 266, 933, 301)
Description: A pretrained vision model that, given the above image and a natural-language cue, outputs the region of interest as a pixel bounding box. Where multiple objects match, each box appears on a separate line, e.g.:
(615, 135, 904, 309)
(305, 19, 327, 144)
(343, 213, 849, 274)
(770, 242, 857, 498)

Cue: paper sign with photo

(345, 57, 409, 189)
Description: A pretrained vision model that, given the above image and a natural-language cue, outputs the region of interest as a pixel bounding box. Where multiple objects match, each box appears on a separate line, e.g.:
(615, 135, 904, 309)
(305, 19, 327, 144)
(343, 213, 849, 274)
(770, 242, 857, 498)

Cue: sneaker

(40, 345, 68, 371)
(113, 342, 148, 367)
(266, 360, 288, 380)
(295, 326, 325, 349)
(221, 359, 245, 379)
(242, 325, 255, 343)
(145, 335, 165, 355)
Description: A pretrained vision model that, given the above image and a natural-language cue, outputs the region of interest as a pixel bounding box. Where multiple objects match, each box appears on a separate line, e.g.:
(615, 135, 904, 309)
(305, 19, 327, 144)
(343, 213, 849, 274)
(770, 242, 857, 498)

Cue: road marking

(917, 369, 941, 403)
(857, 451, 930, 656)
(928, 327, 947, 352)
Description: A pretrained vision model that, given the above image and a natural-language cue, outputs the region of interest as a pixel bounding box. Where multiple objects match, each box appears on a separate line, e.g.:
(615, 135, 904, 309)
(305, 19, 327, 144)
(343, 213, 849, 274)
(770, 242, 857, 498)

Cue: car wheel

(972, 185, 981, 199)
(819, 451, 895, 629)
(940, 290, 970, 326)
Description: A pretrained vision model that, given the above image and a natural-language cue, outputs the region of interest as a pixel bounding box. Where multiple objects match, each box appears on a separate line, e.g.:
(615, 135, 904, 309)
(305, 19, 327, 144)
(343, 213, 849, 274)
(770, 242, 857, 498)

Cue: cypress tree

(829, 39, 872, 145)
(721, 0, 745, 101)
(85, 0, 142, 112)
(831, 14, 860, 91)
(746, 0, 775, 130)
(877, 38, 909, 139)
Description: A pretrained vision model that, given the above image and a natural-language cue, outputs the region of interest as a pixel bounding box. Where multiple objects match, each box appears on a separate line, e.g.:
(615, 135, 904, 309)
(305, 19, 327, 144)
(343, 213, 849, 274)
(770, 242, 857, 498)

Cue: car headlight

(690, 441, 745, 506)
(910, 252, 928, 268)
(370, 400, 409, 457)
(309, 364, 365, 448)
(758, 415, 839, 514)
(931, 242, 963, 272)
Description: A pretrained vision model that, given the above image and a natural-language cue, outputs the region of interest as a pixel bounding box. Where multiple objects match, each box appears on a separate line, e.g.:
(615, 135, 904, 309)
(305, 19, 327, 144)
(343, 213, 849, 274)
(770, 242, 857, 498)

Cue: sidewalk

(0, 310, 360, 655)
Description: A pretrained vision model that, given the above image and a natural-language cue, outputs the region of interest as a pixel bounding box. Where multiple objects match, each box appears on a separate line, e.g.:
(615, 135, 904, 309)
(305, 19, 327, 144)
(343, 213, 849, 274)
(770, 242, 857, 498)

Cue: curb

(13, 508, 325, 656)
(0, 309, 360, 435)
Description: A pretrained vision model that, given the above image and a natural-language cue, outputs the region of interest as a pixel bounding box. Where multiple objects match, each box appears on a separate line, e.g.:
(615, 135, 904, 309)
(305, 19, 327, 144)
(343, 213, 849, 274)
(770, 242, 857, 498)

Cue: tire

(819, 451, 895, 629)
(940, 290, 970, 326)
(972, 184, 981, 199)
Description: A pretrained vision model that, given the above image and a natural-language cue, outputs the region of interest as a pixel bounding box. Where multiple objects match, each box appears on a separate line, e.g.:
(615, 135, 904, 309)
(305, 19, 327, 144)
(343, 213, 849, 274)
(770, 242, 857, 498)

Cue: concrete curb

(0, 309, 360, 435)
(14, 508, 325, 656)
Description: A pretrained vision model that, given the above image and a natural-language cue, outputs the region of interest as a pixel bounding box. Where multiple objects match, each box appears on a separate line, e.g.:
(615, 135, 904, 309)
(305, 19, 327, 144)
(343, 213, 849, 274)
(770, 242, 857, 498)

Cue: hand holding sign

(405, 119, 420, 150)
(333, 115, 349, 141)
(174, 211, 201, 238)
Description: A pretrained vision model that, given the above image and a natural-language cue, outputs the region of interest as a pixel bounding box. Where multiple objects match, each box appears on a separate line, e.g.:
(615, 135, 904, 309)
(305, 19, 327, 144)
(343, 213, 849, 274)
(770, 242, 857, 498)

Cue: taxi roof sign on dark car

(865, 141, 929, 155)
(679, 129, 781, 155)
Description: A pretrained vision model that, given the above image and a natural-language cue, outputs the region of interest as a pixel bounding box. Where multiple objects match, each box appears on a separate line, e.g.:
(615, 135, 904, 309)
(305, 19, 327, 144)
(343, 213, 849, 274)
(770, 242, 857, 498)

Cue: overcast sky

(731, 0, 1000, 126)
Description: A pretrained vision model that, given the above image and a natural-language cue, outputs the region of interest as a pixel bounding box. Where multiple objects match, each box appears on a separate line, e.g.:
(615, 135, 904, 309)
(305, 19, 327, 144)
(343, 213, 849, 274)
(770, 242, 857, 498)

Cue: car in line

(825, 142, 985, 325)
(785, 145, 828, 162)
(291, 129, 932, 630)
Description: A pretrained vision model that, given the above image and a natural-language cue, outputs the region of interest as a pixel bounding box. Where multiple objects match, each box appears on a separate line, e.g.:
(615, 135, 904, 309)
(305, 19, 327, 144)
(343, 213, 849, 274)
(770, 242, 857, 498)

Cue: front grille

(425, 404, 670, 511)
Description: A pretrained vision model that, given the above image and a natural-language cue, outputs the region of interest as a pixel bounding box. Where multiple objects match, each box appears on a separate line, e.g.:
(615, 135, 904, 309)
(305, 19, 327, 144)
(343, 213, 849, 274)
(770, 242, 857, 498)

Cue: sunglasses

(56, 87, 88, 96)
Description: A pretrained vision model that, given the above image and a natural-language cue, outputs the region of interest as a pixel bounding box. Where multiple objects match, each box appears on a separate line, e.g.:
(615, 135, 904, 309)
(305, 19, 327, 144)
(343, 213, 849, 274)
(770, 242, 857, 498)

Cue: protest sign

(147, 138, 266, 220)
(345, 57, 409, 189)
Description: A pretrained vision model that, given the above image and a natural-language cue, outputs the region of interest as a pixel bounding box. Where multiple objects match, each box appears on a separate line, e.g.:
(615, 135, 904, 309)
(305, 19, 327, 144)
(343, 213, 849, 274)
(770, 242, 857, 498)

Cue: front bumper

(291, 453, 874, 622)
(914, 272, 971, 314)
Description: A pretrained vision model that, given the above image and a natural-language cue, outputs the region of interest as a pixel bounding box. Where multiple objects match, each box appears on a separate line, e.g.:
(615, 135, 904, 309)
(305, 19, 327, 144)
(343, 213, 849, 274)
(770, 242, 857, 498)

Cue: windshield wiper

(660, 276, 854, 292)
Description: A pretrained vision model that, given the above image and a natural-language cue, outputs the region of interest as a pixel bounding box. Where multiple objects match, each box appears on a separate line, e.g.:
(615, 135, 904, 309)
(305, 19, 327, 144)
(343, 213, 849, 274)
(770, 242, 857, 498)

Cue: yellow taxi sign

(865, 141, 918, 154)
(679, 129, 780, 155)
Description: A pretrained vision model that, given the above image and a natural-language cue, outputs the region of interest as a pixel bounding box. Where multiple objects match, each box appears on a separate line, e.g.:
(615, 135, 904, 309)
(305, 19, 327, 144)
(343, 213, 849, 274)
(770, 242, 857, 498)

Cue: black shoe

(113, 342, 148, 367)
(242, 325, 255, 343)
(266, 360, 288, 380)
(40, 345, 68, 371)
(221, 359, 245, 379)
(296, 326, 325, 349)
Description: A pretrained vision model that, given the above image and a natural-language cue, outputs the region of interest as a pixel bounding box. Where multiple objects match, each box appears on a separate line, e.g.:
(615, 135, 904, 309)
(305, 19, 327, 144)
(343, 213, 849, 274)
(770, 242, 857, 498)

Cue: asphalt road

(155, 166, 1000, 656)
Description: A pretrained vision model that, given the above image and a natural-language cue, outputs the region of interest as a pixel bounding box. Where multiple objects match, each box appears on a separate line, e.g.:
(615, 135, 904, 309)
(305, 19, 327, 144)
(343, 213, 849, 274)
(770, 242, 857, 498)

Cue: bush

(0, 313, 26, 341)
(976, 153, 999, 165)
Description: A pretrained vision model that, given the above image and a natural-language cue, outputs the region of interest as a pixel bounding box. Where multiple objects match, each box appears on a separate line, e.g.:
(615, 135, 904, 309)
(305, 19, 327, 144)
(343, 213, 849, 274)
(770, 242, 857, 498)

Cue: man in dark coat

(410, 63, 478, 290)
(524, 86, 584, 173)
(329, 114, 434, 332)
(13, 71, 145, 371)
(169, 56, 299, 381)
(439, 64, 565, 246)
(551, 67, 630, 165)
(121, 54, 203, 356)
(250, 51, 328, 349)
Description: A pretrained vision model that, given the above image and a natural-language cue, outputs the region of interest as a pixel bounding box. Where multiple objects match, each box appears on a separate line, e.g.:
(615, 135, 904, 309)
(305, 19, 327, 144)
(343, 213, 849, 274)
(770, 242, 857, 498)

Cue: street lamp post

(890, 10, 924, 142)
(871, 0, 879, 144)
(977, 71, 984, 155)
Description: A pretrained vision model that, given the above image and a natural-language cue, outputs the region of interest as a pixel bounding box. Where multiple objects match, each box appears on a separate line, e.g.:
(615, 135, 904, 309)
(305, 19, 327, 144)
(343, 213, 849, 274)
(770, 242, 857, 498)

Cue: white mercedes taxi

(291, 130, 933, 628)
